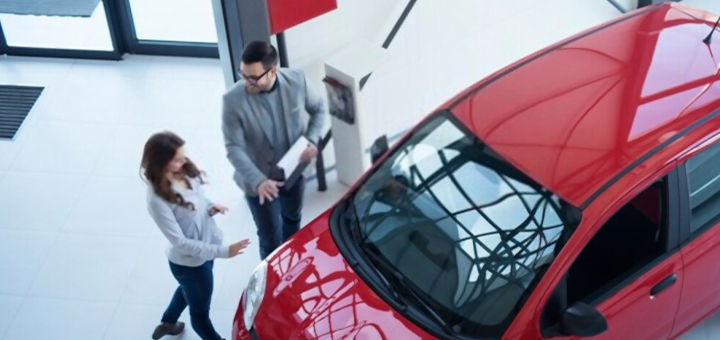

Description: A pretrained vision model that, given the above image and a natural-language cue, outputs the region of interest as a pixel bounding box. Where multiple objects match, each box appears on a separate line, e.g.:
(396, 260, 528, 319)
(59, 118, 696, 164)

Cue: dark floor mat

(0, 85, 43, 140)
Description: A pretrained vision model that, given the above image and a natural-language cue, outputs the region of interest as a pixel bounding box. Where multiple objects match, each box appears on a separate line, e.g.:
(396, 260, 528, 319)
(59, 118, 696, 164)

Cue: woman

(141, 131, 250, 340)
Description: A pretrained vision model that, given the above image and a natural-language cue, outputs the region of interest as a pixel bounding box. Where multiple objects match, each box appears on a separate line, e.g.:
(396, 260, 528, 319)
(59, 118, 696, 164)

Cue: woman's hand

(209, 204, 229, 216)
(228, 239, 251, 257)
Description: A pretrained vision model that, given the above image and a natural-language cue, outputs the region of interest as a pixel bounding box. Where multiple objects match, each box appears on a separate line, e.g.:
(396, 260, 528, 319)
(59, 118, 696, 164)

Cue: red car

(234, 3, 720, 340)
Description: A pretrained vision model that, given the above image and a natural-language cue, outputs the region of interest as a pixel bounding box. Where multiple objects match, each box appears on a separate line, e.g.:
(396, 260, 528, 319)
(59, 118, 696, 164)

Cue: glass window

(344, 114, 581, 339)
(0, 3, 113, 51)
(686, 140, 720, 233)
(127, 0, 218, 43)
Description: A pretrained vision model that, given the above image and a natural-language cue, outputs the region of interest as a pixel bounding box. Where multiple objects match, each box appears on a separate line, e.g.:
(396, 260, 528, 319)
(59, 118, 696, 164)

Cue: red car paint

(234, 3, 720, 340)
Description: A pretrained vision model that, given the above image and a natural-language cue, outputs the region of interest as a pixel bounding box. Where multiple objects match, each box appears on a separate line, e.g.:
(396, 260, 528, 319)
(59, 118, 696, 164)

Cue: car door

(670, 136, 720, 338)
(516, 165, 684, 340)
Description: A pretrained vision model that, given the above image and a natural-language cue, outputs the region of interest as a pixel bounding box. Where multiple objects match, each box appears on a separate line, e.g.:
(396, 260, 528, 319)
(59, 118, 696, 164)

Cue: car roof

(449, 3, 720, 208)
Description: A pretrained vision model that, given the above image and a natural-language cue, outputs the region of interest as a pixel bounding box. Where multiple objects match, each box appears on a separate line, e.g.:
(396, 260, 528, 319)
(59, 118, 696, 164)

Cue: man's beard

(246, 84, 264, 94)
(246, 82, 271, 94)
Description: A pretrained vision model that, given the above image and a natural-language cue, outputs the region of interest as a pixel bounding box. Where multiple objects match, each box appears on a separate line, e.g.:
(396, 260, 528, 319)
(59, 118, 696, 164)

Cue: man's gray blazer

(221, 68, 327, 196)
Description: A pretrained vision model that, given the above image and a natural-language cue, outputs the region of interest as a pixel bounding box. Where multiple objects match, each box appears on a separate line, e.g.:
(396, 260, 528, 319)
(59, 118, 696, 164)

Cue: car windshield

(345, 113, 581, 339)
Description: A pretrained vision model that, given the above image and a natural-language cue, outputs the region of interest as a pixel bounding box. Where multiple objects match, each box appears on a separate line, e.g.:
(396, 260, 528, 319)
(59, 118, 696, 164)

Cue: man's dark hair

(242, 41, 278, 70)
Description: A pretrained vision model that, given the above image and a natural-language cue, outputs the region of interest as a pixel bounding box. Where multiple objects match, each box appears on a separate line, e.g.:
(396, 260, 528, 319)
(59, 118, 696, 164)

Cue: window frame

(0, 0, 219, 60)
(0, 20, 7, 55)
(113, 0, 219, 59)
(0, 0, 123, 60)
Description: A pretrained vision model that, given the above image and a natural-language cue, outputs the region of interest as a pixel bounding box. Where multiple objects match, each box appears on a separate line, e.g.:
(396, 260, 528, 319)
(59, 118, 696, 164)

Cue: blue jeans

(246, 177, 305, 259)
(161, 260, 222, 340)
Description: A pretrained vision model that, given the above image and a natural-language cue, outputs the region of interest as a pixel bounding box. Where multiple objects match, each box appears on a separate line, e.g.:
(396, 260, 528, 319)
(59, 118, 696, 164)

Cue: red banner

(266, 0, 338, 34)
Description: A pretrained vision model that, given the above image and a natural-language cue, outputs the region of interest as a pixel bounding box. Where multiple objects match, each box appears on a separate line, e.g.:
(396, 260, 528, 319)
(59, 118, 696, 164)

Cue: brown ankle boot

(152, 322, 185, 339)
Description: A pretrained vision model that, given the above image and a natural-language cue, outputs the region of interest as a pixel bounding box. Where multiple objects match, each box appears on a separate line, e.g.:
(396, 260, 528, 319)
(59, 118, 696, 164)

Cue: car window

(567, 180, 667, 305)
(685, 141, 720, 233)
(543, 178, 669, 333)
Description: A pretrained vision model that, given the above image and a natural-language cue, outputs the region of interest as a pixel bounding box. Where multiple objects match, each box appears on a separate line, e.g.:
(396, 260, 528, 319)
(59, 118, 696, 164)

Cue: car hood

(244, 211, 434, 340)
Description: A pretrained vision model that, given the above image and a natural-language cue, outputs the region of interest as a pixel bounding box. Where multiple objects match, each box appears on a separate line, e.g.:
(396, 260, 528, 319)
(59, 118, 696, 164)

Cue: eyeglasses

(238, 68, 272, 85)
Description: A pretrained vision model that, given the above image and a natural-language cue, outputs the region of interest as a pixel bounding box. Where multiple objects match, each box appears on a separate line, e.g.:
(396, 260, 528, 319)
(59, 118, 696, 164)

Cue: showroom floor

(0, 55, 347, 340)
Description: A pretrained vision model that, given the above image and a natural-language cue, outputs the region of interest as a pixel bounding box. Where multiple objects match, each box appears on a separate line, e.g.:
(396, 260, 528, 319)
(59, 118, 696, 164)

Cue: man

(222, 41, 327, 260)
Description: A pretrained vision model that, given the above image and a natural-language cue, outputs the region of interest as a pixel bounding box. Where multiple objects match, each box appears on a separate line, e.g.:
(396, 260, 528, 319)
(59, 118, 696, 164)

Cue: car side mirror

(560, 302, 608, 337)
(370, 135, 389, 164)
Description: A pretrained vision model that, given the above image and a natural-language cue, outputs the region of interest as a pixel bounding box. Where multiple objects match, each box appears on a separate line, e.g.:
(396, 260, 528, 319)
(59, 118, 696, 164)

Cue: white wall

(279, 0, 399, 79)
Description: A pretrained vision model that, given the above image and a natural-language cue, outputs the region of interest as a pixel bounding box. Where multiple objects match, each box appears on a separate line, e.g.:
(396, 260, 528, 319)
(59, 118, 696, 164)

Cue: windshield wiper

(343, 201, 408, 311)
(363, 256, 408, 313)
(342, 199, 456, 335)
(363, 248, 458, 337)
(343, 199, 363, 241)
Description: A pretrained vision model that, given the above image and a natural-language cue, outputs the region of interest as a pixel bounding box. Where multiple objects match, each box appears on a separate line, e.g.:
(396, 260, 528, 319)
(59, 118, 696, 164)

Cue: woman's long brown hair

(141, 131, 204, 210)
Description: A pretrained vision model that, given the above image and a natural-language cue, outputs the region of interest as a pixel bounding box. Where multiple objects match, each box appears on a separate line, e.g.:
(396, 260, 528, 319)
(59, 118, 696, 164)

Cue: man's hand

(300, 144, 319, 163)
(257, 179, 284, 205)
(209, 204, 229, 216)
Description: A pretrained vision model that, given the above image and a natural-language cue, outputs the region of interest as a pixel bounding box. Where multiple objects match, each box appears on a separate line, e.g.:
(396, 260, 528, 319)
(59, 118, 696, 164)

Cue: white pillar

(324, 40, 390, 186)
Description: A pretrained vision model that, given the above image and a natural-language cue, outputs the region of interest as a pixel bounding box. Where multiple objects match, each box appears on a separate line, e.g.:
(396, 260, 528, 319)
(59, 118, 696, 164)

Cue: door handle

(650, 273, 677, 297)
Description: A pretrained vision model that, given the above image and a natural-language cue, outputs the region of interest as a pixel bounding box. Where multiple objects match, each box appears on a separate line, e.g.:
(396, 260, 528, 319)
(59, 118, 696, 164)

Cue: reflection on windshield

(349, 114, 581, 338)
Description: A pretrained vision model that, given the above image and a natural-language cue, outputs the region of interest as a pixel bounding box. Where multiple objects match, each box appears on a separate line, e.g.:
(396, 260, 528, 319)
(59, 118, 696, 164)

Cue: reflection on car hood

(252, 211, 433, 340)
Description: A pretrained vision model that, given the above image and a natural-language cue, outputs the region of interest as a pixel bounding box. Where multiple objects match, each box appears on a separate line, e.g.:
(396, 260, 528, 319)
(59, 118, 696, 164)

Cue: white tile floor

(0, 55, 347, 340)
